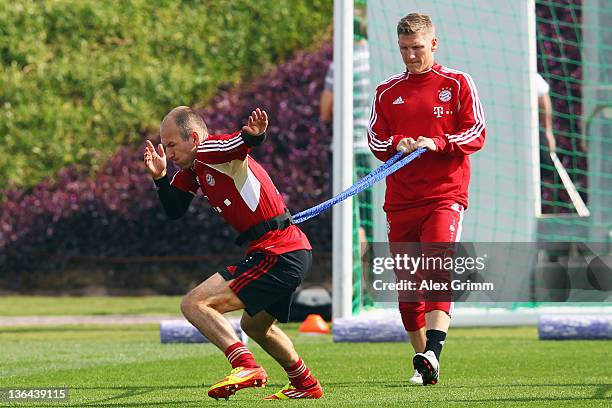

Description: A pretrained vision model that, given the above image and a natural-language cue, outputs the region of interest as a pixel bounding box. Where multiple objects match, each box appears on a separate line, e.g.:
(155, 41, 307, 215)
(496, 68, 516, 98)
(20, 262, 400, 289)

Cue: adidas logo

(392, 96, 404, 105)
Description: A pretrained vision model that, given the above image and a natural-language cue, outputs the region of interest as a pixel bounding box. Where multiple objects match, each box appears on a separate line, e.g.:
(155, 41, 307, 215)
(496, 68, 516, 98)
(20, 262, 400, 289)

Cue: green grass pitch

(1, 322, 611, 407)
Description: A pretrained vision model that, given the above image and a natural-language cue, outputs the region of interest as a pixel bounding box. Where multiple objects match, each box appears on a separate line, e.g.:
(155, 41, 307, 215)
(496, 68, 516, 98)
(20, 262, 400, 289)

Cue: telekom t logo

(433, 106, 444, 118)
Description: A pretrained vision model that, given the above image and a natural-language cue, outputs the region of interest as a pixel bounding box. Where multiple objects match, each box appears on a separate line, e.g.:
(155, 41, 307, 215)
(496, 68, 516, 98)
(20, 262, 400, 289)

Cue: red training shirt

(171, 131, 311, 255)
(368, 63, 486, 211)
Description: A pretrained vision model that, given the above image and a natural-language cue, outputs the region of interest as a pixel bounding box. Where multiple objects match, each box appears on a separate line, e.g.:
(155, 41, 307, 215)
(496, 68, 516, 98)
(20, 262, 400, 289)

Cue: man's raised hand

(242, 108, 268, 136)
(144, 139, 167, 180)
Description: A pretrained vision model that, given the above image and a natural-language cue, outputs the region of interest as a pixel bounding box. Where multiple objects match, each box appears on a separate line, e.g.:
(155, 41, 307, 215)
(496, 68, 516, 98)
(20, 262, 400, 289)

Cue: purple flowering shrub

(0, 44, 333, 292)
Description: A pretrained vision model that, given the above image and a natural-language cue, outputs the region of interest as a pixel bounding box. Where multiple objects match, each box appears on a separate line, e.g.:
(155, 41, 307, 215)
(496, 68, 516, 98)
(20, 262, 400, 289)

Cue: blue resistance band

(293, 147, 426, 224)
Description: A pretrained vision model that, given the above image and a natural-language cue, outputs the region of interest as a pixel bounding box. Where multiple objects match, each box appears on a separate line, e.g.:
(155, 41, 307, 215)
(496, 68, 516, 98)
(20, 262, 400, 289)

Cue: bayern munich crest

(438, 87, 452, 102)
(205, 173, 215, 186)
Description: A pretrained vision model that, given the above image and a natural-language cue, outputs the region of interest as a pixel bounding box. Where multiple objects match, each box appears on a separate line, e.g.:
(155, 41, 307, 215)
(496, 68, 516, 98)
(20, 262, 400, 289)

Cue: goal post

(332, 0, 354, 319)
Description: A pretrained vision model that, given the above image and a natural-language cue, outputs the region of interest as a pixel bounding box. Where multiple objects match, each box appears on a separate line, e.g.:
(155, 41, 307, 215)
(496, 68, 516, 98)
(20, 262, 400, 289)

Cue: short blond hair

(397, 13, 435, 37)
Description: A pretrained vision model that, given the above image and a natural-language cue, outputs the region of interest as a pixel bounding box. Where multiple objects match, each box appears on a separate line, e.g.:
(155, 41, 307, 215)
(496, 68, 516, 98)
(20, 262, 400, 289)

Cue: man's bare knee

(181, 276, 244, 318)
(181, 287, 221, 314)
(181, 291, 206, 318)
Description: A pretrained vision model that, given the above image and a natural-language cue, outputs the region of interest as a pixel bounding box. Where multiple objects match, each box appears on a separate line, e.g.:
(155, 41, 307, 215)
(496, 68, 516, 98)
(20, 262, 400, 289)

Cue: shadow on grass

(48, 384, 294, 407)
(0, 385, 207, 407)
(594, 384, 612, 400)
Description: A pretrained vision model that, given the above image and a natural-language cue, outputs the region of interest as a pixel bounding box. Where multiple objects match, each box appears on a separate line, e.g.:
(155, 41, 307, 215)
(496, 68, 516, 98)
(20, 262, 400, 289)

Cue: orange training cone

(299, 314, 330, 334)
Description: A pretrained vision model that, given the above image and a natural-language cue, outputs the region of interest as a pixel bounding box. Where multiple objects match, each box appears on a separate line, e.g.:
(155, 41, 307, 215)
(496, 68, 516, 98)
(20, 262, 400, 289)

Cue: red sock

(284, 358, 316, 389)
(224, 342, 258, 368)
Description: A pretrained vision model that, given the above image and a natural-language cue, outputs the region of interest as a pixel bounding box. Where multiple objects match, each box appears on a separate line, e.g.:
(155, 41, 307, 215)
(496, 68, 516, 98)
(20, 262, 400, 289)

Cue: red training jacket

(368, 63, 486, 211)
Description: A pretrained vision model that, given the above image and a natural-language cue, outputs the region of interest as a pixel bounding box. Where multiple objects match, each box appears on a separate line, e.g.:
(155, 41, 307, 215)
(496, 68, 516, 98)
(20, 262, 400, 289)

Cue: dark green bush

(0, 0, 331, 189)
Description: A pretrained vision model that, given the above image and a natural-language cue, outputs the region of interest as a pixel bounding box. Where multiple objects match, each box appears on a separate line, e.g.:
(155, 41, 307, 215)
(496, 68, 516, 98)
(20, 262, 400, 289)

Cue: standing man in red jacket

(368, 13, 485, 386)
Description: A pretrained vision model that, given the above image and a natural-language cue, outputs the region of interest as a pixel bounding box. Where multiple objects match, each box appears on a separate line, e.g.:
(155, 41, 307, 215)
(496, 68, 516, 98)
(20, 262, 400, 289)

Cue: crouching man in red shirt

(144, 107, 323, 400)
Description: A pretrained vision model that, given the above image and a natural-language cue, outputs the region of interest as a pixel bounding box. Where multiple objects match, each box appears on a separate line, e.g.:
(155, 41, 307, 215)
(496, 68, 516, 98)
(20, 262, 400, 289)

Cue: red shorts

(386, 200, 464, 244)
(386, 200, 465, 323)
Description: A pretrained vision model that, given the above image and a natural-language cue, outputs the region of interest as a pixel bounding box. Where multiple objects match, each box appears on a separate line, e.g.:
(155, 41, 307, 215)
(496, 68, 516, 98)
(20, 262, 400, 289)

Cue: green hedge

(0, 0, 332, 189)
